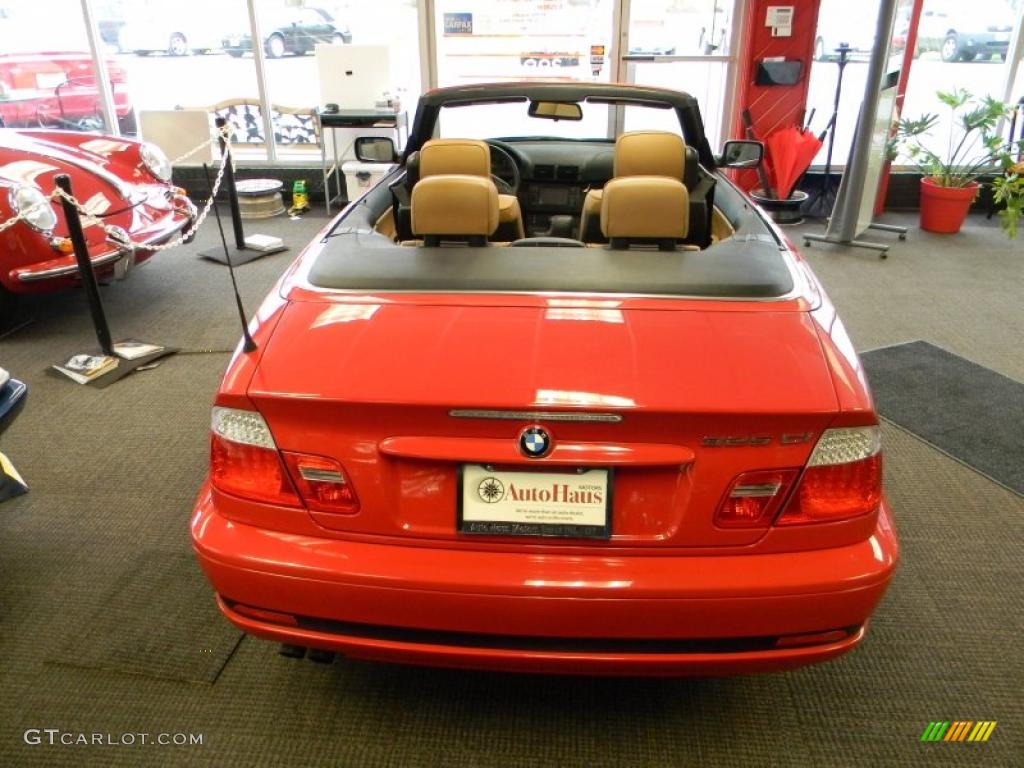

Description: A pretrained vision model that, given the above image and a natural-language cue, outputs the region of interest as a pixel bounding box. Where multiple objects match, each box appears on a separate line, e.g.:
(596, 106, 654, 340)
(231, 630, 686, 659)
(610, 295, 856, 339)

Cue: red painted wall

(732, 0, 822, 189)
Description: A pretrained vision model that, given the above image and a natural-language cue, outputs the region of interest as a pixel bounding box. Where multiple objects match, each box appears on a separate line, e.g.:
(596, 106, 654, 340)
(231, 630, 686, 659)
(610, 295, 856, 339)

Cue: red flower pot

(919, 177, 979, 234)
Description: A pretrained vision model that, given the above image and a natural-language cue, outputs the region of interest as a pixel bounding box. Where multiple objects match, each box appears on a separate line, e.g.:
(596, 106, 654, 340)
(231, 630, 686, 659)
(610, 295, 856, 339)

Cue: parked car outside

(223, 7, 351, 59)
(192, 81, 899, 677)
(119, 12, 226, 56)
(0, 128, 195, 310)
(915, 0, 1015, 62)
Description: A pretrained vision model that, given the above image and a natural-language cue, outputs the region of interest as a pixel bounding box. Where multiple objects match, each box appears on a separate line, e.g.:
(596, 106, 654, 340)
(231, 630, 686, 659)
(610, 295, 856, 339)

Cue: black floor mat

(46, 551, 242, 684)
(861, 340, 1024, 495)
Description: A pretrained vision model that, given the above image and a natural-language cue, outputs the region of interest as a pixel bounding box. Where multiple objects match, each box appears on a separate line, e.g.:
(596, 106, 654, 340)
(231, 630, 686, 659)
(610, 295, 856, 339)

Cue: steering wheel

(487, 142, 521, 196)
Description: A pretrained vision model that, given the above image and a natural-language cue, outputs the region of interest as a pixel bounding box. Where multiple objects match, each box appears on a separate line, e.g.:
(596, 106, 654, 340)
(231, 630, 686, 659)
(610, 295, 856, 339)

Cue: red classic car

(192, 82, 899, 676)
(0, 129, 195, 312)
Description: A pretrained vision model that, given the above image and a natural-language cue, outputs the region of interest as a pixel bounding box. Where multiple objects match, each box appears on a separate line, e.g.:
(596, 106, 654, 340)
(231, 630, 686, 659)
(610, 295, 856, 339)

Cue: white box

(138, 110, 215, 166)
(315, 44, 391, 110)
(342, 160, 391, 201)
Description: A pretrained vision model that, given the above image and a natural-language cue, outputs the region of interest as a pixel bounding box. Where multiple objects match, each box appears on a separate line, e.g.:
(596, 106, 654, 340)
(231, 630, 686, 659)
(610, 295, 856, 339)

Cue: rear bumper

(192, 485, 898, 676)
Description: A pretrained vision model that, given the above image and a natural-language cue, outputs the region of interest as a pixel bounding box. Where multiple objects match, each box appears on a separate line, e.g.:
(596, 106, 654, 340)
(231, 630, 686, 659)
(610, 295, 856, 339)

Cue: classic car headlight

(140, 142, 173, 182)
(10, 185, 58, 233)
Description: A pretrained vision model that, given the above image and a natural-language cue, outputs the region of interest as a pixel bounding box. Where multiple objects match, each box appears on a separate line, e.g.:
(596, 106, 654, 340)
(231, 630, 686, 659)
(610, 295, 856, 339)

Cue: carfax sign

(443, 12, 473, 35)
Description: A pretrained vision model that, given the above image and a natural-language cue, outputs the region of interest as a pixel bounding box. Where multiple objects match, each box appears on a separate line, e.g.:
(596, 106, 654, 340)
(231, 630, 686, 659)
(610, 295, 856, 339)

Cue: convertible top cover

(306, 235, 794, 298)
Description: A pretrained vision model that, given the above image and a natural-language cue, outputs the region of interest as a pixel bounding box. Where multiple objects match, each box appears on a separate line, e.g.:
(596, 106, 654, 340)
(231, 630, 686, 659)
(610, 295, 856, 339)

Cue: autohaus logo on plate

(461, 464, 611, 538)
(477, 476, 505, 503)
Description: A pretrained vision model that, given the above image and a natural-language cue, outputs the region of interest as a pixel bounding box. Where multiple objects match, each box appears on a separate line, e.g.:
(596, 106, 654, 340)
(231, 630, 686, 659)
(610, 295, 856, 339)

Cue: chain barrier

(0, 127, 233, 254)
(0, 210, 27, 235)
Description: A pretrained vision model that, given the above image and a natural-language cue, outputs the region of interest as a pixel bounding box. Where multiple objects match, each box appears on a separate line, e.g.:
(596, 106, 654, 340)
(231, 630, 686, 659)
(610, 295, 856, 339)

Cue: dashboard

(488, 139, 615, 235)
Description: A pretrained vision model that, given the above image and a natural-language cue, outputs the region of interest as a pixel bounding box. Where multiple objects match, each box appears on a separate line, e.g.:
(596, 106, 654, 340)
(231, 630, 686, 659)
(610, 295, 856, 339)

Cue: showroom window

(900, 0, 1023, 162)
(0, 0, 118, 133)
(257, 0, 422, 160)
(805, 0, 1024, 168)
(96, 0, 263, 159)
(0, 0, 776, 162)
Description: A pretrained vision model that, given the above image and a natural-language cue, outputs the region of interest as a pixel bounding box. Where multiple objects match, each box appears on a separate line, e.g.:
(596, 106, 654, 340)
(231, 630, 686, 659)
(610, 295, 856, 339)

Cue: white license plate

(459, 465, 611, 538)
(36, 73, 67, 90)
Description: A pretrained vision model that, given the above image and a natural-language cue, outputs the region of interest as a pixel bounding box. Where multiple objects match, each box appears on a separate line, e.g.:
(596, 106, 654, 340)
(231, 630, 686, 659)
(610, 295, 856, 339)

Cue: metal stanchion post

(216, 116, 246, 251)
(199, 117, 286, 265)
(54, 174, 113, 356)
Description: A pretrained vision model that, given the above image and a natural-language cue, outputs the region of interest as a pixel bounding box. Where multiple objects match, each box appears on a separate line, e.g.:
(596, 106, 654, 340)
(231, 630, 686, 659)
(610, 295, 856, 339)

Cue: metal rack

(315, 109, 408, 214)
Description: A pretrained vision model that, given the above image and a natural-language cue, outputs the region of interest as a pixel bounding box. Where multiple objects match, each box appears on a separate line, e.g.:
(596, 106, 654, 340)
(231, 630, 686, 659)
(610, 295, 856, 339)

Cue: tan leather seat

(600, 176, 689, 250)
(411, 174, 499, 246)
(579, 130, 687, 242)
(419, 138, 525, 240)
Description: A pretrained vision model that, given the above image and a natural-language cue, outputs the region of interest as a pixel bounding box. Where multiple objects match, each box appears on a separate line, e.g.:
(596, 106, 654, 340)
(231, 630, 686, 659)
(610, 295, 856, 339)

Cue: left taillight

(282, 452, 360, 514)
(210, 406, 300, 507)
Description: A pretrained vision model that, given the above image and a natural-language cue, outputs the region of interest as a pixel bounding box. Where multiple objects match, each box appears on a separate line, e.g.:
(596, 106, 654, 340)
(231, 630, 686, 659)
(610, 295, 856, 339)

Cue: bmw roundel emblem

(519, 426, 551, 458)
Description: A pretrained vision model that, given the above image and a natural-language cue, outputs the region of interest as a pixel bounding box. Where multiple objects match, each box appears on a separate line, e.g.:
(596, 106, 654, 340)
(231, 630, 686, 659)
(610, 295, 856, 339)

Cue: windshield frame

(405, 82, 717, 169)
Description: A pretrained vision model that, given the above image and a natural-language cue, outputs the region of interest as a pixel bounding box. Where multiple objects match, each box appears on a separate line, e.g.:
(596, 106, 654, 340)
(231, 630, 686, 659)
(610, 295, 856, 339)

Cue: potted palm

(895, 89, 1023, 235)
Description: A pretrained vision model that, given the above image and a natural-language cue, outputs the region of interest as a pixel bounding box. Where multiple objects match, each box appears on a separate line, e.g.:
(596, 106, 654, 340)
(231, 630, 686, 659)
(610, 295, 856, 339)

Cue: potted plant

(894, 89, 1023, 235)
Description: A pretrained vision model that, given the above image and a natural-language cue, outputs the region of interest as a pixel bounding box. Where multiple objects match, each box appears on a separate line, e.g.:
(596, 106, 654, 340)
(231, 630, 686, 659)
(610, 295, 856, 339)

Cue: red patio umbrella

(765, 126, 823, 200)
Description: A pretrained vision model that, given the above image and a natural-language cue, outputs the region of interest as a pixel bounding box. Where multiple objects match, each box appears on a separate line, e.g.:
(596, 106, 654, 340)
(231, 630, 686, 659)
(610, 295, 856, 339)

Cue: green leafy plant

(993, 163, 1024, 239)
(894, 88, 1024, 237)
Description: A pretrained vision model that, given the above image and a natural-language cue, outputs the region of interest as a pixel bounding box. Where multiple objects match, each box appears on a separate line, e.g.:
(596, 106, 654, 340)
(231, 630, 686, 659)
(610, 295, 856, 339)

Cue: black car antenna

(203, 163, 257, 353)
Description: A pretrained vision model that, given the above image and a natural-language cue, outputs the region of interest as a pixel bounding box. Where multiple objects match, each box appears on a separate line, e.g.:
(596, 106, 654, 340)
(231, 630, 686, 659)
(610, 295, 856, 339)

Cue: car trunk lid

(247, 298, 838, 547)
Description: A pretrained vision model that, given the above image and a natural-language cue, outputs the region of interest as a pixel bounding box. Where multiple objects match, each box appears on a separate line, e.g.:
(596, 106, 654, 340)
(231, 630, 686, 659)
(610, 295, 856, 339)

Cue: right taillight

(776, 426, 882, 525)
(210, 406, 301, 507)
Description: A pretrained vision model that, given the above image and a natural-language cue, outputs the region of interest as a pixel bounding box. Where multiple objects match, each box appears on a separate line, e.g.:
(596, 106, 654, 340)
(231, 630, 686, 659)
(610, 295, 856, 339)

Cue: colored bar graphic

(921, 721, 996, 742)
(921, 721, 949, 741)
(945, 721, 972, 741)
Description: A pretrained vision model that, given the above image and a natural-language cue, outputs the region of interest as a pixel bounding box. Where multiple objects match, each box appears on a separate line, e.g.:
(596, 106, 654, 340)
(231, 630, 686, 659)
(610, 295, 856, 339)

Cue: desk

(316, 108, 408, 214)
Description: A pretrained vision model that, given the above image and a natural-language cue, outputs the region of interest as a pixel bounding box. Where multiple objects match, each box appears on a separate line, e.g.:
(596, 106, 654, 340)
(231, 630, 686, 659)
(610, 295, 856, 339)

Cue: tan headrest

(600, 176, 689, 240)
(614, 131, 686, 180)
(411, 175, 499, 237)
(420, 139, 490, 178)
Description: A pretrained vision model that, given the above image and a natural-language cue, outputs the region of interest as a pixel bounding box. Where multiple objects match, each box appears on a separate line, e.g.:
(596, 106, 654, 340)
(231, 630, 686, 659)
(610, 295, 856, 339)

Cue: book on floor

(52, 354, 119, 384)
(112, 339, 165, 360)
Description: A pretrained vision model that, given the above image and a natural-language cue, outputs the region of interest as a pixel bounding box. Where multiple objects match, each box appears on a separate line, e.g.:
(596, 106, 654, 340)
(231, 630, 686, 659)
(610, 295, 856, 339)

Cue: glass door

(621, 0, 740, 149)
(432, 0, 618, 137)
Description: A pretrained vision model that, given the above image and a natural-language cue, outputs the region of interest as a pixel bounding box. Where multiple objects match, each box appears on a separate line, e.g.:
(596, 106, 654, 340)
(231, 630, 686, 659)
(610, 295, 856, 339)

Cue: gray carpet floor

(0, 211, 1021, 767)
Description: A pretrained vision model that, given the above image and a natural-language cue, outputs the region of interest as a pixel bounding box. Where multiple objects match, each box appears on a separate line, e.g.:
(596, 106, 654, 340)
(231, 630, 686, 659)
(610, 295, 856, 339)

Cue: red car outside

(192, 83, 898, 676)
(0, 52, 135, 134)
(0, 128, 195, 307)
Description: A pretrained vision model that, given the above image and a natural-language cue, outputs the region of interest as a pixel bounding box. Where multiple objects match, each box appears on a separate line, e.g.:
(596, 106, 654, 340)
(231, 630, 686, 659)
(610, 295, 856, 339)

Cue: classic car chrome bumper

(14, 209, 194, 284)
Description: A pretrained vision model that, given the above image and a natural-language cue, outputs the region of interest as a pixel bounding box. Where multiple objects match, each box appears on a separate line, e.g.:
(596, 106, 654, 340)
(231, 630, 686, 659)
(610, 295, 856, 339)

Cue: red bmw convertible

(192, 83, 899, 676)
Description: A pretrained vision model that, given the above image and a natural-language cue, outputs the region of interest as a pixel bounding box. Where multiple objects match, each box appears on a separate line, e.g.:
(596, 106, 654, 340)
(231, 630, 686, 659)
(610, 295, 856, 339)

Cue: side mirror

(718, 140, 763, 169)
(354, 136, 397, 163)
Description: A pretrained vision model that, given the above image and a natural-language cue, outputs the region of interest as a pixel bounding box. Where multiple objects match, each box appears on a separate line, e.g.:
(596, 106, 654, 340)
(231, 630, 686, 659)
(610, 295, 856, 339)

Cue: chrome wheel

(169, 33, 188, 56)
(267, 34, 285, 58)
(941, 35, 959, 62)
